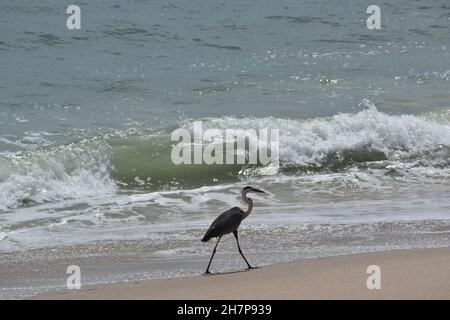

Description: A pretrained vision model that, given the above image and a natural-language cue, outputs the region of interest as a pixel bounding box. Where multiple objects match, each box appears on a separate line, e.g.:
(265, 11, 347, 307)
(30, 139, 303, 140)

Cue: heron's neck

(242, 192, 253, 220)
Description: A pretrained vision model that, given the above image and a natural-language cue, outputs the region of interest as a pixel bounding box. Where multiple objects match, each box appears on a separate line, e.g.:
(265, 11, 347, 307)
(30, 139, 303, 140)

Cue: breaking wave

(1, 103, 449, 210)
(0, 139, 116, 210)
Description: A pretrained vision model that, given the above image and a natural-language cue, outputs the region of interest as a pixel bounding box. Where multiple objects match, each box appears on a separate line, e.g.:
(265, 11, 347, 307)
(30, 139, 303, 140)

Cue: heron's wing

(202, 207, 244, 241)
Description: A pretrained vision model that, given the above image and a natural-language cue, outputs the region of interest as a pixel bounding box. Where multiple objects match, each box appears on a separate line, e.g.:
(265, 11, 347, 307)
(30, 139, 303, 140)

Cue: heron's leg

(233, 230, 253, 269)
(204, 236, 221, 275)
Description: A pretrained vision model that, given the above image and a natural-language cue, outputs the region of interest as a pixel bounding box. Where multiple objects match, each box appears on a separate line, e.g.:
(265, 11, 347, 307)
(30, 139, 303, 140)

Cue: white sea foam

(197, 102, 450, 167)
(0, 139, 116, 210)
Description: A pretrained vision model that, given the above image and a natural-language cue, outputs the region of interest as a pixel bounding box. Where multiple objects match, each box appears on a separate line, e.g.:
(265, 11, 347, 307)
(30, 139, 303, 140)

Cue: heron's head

(242, 186, 266, 194)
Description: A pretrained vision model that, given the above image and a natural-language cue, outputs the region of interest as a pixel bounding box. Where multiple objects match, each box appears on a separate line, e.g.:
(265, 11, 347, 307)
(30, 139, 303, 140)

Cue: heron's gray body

(201, 207, 244, 242)
(201, 186, 265, 274)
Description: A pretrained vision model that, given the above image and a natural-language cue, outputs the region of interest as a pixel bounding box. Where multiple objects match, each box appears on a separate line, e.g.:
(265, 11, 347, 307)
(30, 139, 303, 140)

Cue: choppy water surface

(0, 0, 449, 298)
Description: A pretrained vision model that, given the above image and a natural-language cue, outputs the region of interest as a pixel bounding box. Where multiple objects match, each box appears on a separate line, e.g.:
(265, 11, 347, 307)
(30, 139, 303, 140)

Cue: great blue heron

(201, 186, 266, 274)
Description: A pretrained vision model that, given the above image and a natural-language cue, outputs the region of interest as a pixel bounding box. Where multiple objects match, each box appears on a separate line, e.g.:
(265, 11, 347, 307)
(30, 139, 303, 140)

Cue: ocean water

(1, 0, 450, 296)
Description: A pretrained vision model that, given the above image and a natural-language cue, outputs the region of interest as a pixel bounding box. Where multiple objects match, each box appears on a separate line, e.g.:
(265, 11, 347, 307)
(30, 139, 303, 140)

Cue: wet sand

(35, 247, 450, 300)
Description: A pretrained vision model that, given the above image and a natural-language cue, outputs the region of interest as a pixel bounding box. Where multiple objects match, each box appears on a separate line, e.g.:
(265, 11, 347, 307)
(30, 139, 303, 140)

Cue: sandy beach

(35, 247, 450, 300)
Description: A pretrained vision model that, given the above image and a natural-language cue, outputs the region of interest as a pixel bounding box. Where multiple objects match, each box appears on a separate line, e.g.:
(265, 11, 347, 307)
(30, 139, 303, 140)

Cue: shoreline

(5, 218, 450, 299)
(33, 247, 450, 300)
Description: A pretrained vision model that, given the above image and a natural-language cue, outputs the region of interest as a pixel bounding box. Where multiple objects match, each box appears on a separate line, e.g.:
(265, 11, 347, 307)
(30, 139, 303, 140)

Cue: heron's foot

(203, 270, 211, 275)
(246, 266, 255, 270)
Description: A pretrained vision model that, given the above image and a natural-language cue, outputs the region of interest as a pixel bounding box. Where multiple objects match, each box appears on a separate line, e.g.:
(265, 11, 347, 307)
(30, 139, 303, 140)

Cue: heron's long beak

(251, 188, 266, 194)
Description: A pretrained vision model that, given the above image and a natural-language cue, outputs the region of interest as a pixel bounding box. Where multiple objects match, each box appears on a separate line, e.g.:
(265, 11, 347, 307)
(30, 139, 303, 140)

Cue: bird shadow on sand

(201, 266, 262, 277)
